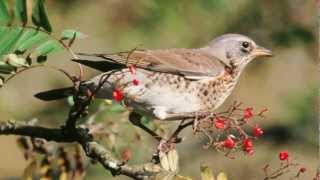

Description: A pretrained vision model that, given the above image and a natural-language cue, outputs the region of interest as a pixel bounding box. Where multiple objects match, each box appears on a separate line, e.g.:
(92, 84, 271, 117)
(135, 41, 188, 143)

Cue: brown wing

(77, 48, 226, 79)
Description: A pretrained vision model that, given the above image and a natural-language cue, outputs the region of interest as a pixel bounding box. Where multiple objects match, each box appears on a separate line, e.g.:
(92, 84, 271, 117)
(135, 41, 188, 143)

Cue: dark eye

(241, 41, 250, 48)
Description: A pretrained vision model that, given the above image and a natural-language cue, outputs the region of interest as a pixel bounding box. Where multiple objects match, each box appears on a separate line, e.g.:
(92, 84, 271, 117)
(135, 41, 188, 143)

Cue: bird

(35, 34, 272, 121)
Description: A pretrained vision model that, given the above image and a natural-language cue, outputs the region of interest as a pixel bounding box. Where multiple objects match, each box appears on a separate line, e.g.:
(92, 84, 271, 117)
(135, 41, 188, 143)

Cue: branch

(0, 120, 161, 179)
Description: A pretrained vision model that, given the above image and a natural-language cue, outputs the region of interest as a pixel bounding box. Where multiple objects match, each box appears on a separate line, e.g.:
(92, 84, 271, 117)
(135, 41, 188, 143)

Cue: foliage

(0, 0, 83, 87)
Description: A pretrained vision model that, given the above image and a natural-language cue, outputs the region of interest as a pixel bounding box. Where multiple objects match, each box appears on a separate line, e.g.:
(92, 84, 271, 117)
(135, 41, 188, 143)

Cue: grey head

(201, 34, 272, 69)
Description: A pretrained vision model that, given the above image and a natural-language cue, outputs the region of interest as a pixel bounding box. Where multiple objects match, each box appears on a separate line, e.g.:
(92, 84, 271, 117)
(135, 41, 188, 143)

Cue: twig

(0, 120, 161, 179)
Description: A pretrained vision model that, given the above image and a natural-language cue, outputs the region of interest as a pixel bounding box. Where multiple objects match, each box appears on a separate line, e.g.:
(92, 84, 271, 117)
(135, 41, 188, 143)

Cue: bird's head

(205, 34, 272, 69)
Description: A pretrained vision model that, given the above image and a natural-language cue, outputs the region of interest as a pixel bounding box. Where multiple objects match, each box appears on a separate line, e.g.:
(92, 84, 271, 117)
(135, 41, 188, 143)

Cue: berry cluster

(193, 102, 268, 157)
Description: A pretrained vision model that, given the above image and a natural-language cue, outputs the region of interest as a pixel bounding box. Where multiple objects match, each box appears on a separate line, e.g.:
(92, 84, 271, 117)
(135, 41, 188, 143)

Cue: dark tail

(34, 87, 74, 101)
(72, 53, 125, 72)
(72, 59, 124, 72)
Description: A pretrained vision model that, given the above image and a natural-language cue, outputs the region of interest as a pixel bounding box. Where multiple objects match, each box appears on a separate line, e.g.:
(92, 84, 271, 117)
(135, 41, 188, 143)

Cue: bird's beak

(253, 46, 273, 57)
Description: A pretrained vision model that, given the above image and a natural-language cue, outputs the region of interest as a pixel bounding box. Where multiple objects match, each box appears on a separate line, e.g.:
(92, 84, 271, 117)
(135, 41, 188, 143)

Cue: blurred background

(0, 0, 318, 179)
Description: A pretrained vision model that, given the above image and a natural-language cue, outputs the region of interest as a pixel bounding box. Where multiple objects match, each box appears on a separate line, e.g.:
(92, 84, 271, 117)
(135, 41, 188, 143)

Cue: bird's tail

(34, 87, 74, 101)
(72, 53, 125, 72)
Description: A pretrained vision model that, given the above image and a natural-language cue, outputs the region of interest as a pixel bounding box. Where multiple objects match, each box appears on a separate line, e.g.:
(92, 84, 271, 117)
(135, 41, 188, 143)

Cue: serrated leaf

(15, 0, 28, 25)
(0, 27, 24, 55)
(217, 172, 227, 180)
(61, 29, 86, 39)
(159, 151, 170, 171)
(200, 164, 214, 180)
(35, 40, 64, 56)
(14, 28, 37, 50)
(0, 0, 11, 24)
(16, 30, 48, 51)
(32, 0, 52, 32)
(167, 149, 179, 172)
(0, 61, 16, 74)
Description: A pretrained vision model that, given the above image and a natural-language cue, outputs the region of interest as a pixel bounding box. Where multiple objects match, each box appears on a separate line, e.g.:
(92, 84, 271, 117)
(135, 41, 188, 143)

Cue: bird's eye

(241, 41, 250, 48)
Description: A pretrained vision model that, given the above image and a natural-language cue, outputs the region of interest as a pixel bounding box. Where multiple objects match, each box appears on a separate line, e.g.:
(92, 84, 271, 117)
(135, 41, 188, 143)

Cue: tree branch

(0, 120, 161, 179)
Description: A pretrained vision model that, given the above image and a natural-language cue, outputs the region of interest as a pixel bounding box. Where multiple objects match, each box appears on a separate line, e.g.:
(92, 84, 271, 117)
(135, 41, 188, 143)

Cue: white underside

(86, 69, 235, 120)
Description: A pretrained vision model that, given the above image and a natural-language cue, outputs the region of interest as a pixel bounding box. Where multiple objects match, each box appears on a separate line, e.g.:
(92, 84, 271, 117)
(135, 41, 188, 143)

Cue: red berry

(243, 138, 253, 147)
(243, 138, 254, 155)
(279, 151, 289, 161)
(244, 107, 254, 119)
(132, 79, 139, 86)
(223, 137, 235, 149)
(128, 65, 136, 74)
(253, 126, 264, 137)
(121, 149, 132, 162)
(214, 117, 225, 129)
(112, 88, 124, 102)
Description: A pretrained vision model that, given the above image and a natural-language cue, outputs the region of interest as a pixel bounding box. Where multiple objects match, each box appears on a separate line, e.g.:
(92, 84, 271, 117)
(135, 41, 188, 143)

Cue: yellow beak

(253, 46, 273, 57)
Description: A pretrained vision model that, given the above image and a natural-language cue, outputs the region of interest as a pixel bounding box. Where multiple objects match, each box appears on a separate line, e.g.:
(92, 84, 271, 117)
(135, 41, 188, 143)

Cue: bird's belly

(124, 83, 202, 120)
(86, 69, 236, 120)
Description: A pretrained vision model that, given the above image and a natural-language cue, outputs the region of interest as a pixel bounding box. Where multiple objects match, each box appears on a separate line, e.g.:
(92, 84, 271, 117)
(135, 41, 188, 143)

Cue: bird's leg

(128, 112, 162, 141)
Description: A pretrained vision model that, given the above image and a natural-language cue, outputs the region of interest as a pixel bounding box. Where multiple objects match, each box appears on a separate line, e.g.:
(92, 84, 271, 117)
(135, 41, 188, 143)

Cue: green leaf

(0, 27, 24, 55)
(61, 29, 86, 39)
(0, 0, 11, 24)
(32, 0, 52, 32)
(200, 164, 214, 180)
(14, 28, 37, 50)
(0, 61, 16, 74)
(35, 40, 64, 56)
(15, 0, 27, 25)
(0, 26, 10, 38)
(16, 30, 48, 51)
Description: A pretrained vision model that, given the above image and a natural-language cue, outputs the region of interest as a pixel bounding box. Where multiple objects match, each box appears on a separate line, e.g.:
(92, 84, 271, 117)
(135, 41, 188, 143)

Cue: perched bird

(36, 34, 272, 121)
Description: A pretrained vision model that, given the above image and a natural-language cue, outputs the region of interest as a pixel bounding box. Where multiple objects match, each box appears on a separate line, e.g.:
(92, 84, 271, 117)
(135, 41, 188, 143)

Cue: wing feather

(75, 49, 226, 79)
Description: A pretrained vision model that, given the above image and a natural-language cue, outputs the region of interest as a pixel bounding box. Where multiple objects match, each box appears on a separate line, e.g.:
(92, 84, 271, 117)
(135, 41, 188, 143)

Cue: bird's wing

(75, 48, 226, 80)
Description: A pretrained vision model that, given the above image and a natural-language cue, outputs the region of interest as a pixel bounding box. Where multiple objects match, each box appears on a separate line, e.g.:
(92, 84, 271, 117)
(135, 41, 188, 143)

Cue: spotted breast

(85, 67, 241, 120)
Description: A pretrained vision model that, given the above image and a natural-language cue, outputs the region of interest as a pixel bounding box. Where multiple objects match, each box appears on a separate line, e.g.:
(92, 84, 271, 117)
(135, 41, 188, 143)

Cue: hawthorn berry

(244, 107, 254, 119)
(253, 126, 264, 137)
(243, 138, 254, 155)
(132, 79, 140, 86)
(278, 151, 289, 161)
(112, 88, 124, 102)
(214, 117, 225, 129)
(223, 137, 235, 149)
(121, 149, 132, 162)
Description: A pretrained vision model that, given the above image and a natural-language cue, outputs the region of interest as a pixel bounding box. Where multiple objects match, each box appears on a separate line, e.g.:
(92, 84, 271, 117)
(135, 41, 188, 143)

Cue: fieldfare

(36, 34, 272, 121)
